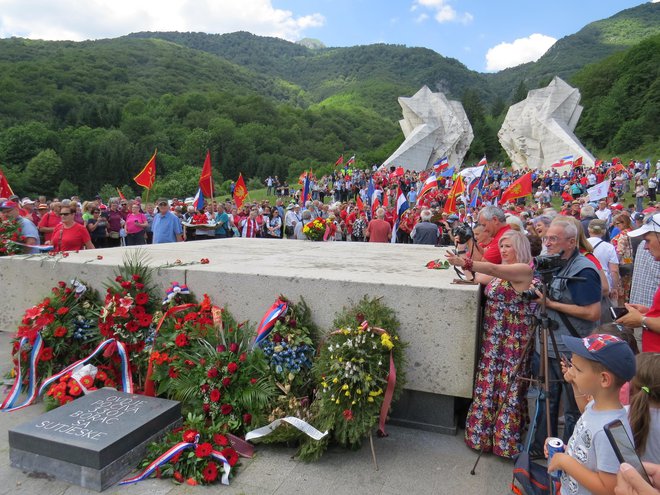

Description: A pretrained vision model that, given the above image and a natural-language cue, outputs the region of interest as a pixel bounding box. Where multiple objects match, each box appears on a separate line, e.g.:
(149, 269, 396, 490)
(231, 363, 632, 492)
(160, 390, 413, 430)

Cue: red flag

(356, 195, 365, 212)
(334, 155, 344, 167)
(0, 168, 14, 197)
(199, 150, 214, 198)
(371, 197, 381, 218)
(133, 151, 157, 190)
(595, 159, 603, 167)
(382, 189, 389, 208)
(389, 166, 405, 180)
(573, 156, 583, 168)
(499, 172, 532, 205)
(116, 187, 126, 201)
(443, 176, 464, 214)
(233, 174, 248, 209)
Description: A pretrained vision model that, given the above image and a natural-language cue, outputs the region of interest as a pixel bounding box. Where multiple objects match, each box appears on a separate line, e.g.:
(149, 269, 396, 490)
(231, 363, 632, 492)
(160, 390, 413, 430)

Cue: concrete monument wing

(382, 86, 473, 172)
(498, 76, 595, 171)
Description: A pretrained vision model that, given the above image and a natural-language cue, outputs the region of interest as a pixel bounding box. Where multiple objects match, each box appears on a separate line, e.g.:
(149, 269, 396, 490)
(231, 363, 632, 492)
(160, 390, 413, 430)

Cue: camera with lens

(452, 223, 474, 244)
(532, 253, 567, 272)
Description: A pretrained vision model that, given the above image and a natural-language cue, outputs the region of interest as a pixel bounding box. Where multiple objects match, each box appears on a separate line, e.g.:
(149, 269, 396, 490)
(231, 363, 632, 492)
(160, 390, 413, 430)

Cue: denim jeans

(531, 353, 579, 450)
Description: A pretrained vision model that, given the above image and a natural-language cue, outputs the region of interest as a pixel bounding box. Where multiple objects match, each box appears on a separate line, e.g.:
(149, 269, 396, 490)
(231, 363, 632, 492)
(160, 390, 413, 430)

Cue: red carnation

(174, 333, 189, 347)
(53, 326, 68, 338)
(132, 274, 141, 281)
(222, 377, 231, 387)
(229, 342, 239, 353)
(250, 378, 258, 384)
(207, 367, 219, 378)
(220, 404, 233, 415)
(195, 442, 213, 458)
(135, 282, 145, 290)
(120, 281, 132, 289)
(56, 307, 69, 316)
(210, 389, 221, 403)
(173, 471, 183, 483)
(216, 344, 226, 352)
(213, 433, 229, 447)
(202, 461, 218, 482)
(239, 352, 247, 362)
(135, 293, 149, 305)
(343, 409, 354, 421)
(182, 429, 198, 443)
(220, 448, 239, 467)
(40, 347, 54, 361)
(227, 362, 238, 374)
(243, 413, 252, 425)
(58, 281, 67, 288)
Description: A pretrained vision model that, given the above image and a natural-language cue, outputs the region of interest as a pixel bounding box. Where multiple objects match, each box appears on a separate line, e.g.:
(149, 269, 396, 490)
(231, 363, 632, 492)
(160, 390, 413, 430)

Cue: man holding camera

(531, 218, 602, 453)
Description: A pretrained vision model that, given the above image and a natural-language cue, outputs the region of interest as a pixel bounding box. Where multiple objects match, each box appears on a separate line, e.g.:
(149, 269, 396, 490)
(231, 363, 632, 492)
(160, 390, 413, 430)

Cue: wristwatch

(641, 317, 649, 330)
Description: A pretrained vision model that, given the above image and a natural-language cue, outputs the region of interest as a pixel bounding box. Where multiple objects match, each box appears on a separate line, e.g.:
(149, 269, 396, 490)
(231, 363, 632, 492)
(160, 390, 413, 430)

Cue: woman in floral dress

(446, 230, 538, 458)
(610, 213, 634, 303)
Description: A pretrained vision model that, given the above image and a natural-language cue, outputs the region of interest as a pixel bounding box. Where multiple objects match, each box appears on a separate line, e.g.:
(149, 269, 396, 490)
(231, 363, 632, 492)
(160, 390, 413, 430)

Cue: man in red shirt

(475, 206, 510, 264)
(366, 208, 391, 243)
(617, 213, 660, 351)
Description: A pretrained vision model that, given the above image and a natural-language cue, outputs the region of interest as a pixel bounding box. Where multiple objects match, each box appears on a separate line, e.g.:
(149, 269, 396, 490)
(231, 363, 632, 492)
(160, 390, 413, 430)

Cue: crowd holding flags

(391, 185, 409, 244)
(498, 172, 532, 205)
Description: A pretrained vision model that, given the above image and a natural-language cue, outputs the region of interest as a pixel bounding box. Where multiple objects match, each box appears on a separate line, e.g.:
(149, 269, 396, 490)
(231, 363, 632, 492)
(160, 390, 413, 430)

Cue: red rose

(200, 383, 210, 393)
(210, 389, 221, 403)
(174, 333, 189, 347)
(213, 433, 229, 447)
(202, 403, 210, 413)
(195, 442, 213, 458)
(207, 367, 219, 378)
(53, 326, 68, 337)
(239, 352, 247, 362)
(227, 362, 238, 374)
(115, 276, 123, 282)
(202, 461, 218, 482)
(135, 282, 145, 290)
(220, 404, 233, 415)
(222, 377, 231, 387)
(250, 378, 257, 385)
(56, 307, 69, 316)
(173, 471, 183, 483)
(243, 413, 252, 425)
(40, 347, 54, 361)
(135, 293, 149, 305)
(58, 281, 67, 288)
(216, 344, 226, 352)
(220, 448, 239, 467)
(120, 281, 132, 289)
(96, 255, 103, 260)
(229, 342, 239, 353)
(132, 274, 141, 281)
(182, 429, 198, 443)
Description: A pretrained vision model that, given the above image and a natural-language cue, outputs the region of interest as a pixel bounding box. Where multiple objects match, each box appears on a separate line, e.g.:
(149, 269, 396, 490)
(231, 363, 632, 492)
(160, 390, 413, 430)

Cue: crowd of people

(1, 158, 659, 494)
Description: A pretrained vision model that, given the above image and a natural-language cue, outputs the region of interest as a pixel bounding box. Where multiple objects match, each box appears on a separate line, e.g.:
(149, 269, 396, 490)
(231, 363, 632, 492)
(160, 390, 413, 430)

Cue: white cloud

(485, 33, 557, 71)
(0, 0, 324, 42)
(415, 13, 429, 23)
(411, 0, 472, 25)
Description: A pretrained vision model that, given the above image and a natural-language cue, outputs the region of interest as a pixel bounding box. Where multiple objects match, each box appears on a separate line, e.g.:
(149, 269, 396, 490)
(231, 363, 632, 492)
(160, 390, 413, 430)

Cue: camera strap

(557, 312, 581, 339)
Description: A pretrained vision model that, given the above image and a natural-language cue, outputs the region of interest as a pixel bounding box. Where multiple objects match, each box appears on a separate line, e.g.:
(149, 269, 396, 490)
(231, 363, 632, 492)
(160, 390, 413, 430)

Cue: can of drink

(547, 437, 565, 480)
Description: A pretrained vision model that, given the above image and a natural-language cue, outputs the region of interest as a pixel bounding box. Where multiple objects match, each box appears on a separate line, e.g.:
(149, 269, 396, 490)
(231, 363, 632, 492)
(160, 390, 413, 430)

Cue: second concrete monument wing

(498, 76, 595, 171)
(382, 86, 473, 172)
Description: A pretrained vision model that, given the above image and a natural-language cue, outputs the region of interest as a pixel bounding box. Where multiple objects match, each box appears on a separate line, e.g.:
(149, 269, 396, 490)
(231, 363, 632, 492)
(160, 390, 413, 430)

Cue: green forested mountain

(0, 3, 658, 199)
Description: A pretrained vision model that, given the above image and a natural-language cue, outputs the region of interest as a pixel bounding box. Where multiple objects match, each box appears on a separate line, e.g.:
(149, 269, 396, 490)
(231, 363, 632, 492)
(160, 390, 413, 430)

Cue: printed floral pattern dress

(464, 277, 538, 458)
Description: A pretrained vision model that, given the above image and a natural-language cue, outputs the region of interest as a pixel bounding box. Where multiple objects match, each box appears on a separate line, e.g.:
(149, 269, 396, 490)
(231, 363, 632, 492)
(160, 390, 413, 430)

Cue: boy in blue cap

(547, 334, 636, 495)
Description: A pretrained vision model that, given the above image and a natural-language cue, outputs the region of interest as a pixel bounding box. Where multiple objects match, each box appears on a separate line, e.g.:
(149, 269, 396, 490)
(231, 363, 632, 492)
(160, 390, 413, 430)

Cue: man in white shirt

(594, 200, 612, 225)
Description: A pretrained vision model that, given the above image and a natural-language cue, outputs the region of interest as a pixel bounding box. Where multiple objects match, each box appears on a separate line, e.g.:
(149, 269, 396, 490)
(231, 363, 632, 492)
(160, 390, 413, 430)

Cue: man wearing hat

(0, 200, 40, 253)
(284, 204, 300, 239)
(21, 198, 40, 225)
(616, 213, 660, 351)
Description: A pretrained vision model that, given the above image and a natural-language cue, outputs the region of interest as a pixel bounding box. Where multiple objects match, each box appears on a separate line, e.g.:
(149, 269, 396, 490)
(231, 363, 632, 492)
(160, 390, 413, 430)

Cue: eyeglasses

(542, 235, 568, 244)
(60, 212, 72, 216)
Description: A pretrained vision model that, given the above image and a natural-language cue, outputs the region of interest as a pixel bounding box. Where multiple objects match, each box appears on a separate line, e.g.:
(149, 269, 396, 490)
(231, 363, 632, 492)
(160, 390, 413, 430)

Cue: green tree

(23, 149, 63, 196)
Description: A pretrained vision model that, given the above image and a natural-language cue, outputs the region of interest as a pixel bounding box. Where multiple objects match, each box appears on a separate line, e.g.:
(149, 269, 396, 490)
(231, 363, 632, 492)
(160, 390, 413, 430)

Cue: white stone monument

(498, 76, 595, 170)
(382, 86, 473, 172)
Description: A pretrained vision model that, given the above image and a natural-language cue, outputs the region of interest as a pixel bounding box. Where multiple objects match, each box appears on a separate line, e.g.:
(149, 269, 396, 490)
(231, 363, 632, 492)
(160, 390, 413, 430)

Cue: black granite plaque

(9, 388, 180, 490)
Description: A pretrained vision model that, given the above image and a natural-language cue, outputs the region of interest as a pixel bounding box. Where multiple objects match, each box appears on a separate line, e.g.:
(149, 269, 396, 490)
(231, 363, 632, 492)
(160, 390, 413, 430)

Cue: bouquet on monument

(0, 217, 26, 256)
(253, 296, 320, 445)
(98, 251, 159, 391)
(302, 217, 327, 241)
(44, 363, 119, 410)
(297, 296, 407, 462)
(9, 279, 101, 384)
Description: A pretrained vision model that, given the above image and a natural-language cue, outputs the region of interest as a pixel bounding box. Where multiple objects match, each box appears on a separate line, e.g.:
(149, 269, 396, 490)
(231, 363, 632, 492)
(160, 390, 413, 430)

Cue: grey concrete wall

(0, 239, 480, 398)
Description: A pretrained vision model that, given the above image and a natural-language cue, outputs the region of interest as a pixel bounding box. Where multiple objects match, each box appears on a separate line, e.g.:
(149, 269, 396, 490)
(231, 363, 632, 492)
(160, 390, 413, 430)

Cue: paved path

(0, 332, 514, 495)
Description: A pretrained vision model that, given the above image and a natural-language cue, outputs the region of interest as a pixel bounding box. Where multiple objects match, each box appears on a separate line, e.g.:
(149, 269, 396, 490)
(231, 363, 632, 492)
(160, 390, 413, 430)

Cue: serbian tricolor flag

(301, 172, 311, 205)
(192, 187, 204, 211)
(477, 156, 488, 167)
(499, 172, 532, 205)
(346, 155, 356, 166)
(418, 173, 438, 200)
(391, 185, 409, 244)
(334, 155, 344, 166)
(443, 175, 464, 214)
(133, 150, 157, 189)
(433, 156, 449, 174)
(253, 299, 288, 348)
(233, 173, 248, 209)
(0, 168, 14, 197)
(199, 150, 214, 198)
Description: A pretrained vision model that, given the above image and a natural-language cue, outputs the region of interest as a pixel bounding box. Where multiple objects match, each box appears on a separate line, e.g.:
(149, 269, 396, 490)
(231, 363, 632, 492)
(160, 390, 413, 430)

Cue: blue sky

(0, 0, 652, 72)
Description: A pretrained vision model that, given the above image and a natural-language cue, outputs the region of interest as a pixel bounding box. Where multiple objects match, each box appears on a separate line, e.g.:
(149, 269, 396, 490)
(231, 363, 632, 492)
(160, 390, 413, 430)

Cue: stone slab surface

(0, 239, 480, 399)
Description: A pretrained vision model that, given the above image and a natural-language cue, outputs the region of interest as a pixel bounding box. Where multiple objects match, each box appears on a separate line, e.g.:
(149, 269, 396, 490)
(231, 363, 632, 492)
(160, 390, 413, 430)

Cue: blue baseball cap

(562, 334, 636, 381)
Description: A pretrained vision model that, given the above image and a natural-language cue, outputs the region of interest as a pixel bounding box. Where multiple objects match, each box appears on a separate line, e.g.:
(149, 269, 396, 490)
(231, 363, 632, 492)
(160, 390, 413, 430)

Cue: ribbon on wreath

(245, 417, 328, 442)
(143, 303, 198, 396)
(2, 337, 132, 412)
(1, 334, 44, 412)
(252, 298, 288, 348)
(161, 282, 191, 305)
(119, 434, 231, 486)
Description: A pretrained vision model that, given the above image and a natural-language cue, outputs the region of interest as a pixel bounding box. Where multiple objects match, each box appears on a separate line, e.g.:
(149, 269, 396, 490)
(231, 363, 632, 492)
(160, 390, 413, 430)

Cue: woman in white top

(587, 219, 620, 306)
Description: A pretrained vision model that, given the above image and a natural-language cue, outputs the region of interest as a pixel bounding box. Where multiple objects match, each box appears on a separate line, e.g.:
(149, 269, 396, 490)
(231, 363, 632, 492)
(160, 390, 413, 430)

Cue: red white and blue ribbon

(162, 282, 191, 305)
(1, 334, 44, 412)
(38, 339, 133, 399)
(253, 299, 288, 348)
(7, 240, 54, 252)
(119, 439, 230, 485)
